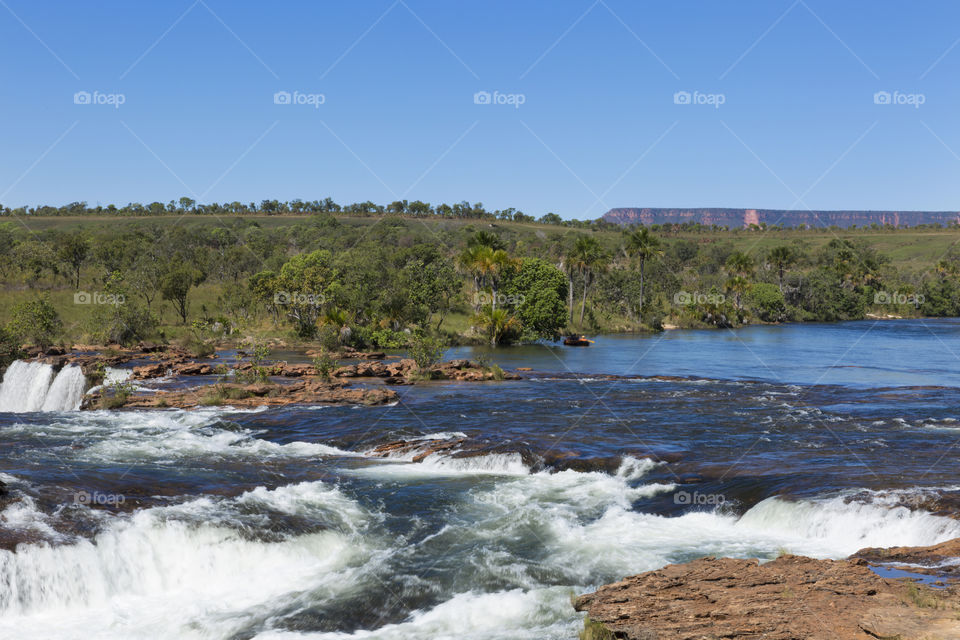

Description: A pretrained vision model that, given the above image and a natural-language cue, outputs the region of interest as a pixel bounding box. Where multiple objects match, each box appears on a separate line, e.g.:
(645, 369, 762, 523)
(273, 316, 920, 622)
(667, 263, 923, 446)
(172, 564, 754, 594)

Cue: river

(1, 319, 960, 639)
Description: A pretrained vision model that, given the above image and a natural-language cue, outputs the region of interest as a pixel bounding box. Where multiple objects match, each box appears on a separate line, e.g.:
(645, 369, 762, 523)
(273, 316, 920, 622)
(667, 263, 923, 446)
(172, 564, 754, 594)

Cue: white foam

(0, 361, 53, 412)
(355, 452, 530, 478)
(8, 408, 363, 463)
(736, 493, 960, 556)
(0, 361, 87, 412)
(252, 587, 579, 640)
(0, 496, 61, 540)
(41, 366, 87, 411)
(0, 482, 379, 640)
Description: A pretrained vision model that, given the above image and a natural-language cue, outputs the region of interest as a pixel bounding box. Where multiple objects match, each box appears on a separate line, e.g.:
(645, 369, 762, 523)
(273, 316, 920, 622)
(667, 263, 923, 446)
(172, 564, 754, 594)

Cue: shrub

(312, 350, 338, 381)
(7, 295, 62, 350)
(747, 283, 788, 322)
(408, 333, 445, 372)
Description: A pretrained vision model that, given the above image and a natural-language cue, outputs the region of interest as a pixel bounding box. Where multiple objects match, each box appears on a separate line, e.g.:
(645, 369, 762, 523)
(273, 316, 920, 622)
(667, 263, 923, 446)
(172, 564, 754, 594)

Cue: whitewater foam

(0, 482, 380, 640)
(252, 587, 580, 640)
(7, 408, 364, 464)
(0, 361, 87, 412)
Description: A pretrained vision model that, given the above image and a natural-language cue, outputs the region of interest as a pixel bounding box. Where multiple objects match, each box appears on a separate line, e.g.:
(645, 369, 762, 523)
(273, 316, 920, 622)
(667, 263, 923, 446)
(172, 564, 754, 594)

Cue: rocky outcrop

(853, 538, 960, 577)
(86, 379, 397, 410)
(574, 548, 960, 639)
(306, 347, 386, 360)
(332, 358, 520, 381)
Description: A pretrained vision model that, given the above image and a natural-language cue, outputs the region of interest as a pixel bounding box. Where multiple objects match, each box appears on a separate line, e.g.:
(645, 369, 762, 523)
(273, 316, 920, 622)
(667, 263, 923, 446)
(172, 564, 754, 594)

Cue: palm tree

(725, 275, 750, 310)
(474, 307, 520, 345)
(936, 259, 958, 280)
(486, 248, 515, 310)
(467, 230, 505, 251)
(557, 258, 575, 325)
(725, 251, 755, 278)
(458, 245, 493, 309)
(623, 227, 663, 320)
(570, 235, 607, 328)
(767, 246, 795, 293)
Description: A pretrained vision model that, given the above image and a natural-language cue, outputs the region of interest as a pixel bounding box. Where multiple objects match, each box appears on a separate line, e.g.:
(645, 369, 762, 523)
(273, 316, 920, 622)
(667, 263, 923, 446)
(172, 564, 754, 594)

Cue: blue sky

(1, 1, 959, 218)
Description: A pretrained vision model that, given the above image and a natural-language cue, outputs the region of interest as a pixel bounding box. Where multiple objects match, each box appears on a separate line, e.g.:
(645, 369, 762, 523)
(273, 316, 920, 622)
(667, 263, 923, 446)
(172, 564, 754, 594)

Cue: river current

(2, 319, 960, 639)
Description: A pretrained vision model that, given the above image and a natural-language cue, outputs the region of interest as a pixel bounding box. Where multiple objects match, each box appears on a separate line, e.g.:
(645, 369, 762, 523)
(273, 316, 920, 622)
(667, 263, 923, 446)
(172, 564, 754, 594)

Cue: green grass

(15, 213, 960, 265)
(579, 618, 615, 640)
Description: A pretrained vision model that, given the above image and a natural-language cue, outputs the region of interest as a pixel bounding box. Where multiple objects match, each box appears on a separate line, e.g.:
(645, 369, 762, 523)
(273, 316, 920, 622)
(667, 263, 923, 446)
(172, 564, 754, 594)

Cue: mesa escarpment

(575, 541, 960, 640)
(603, 207, 960, 229)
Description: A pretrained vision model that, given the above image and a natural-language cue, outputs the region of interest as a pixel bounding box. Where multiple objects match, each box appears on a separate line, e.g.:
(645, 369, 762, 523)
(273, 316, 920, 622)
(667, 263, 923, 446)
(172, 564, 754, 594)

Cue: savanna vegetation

(1, 197, 959, 359)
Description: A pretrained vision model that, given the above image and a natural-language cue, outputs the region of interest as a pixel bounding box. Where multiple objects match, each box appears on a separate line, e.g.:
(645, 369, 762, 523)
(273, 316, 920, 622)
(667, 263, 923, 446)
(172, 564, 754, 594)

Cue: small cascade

(0, 361, 87, 413)
(41, 366, 87, 411)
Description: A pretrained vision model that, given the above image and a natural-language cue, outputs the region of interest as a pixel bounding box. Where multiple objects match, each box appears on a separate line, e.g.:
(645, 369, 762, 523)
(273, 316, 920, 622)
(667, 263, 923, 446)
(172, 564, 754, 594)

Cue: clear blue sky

(2, 1, 959, 218)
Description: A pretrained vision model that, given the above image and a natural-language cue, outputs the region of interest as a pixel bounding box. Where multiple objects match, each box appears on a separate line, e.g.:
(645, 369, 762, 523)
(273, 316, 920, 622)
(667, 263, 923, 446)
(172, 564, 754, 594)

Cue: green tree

(398, 246, 459, 330)
(767, 246, 796, 293)
(86, 272, 156, 345)
(473, 307, 520, 346)
(569, 235, 607, 327)
(623, 227, 663, 320)
(260, 249, 341, 337)
(56, 232, 91, 289)
(501, 258, 567, 340)
(725, 275, 751, 311)
(725, 251, 756, 278)
(8, 295, 62, 349)
(161, 267, 205, 324)
(747, 282, 787, 322)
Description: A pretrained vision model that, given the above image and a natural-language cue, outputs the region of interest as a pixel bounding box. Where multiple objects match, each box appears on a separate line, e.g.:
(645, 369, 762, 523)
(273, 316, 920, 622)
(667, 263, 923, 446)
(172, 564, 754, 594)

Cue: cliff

(603, 207, 960, 228)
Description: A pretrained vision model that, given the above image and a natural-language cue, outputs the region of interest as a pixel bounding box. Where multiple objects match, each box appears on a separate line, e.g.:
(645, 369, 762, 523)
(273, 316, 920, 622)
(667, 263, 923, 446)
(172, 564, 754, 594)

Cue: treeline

(1, 214, 959, 355)
(1, 197, 596, 227)
(5, 198, 958, 235)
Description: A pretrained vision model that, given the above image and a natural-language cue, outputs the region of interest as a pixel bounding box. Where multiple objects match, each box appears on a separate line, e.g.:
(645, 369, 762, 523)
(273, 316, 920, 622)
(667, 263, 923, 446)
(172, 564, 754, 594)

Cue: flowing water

(0, 362, 87, 413)
(1, 319, 960, 639)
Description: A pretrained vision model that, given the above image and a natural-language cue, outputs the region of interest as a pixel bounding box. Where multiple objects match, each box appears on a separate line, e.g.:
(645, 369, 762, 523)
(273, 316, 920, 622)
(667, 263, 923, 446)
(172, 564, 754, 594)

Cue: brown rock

(114, 379, 396, 410)
(575, 554, 960, 639)
(174, 363, 213, 376)
(132, 363, 169, 379)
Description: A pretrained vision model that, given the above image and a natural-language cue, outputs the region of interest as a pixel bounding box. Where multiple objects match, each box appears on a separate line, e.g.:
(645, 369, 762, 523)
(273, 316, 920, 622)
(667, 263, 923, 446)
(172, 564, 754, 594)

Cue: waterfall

(0, 361, 87, 413)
